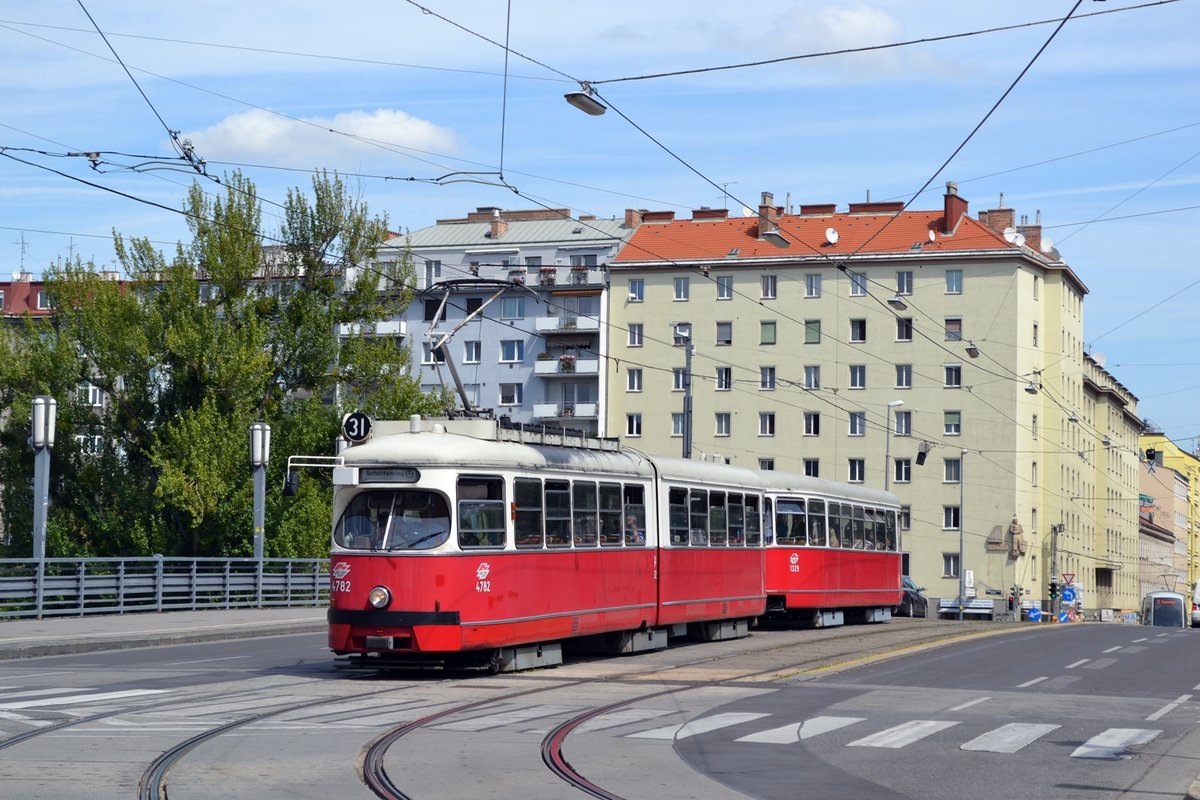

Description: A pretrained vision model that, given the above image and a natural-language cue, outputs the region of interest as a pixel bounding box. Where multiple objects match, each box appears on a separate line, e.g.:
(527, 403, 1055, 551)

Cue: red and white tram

(319, 415, 901, 671)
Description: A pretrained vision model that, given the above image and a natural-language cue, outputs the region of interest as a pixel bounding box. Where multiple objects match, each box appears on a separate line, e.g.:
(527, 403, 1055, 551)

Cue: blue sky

(2, 1, 1198, 443)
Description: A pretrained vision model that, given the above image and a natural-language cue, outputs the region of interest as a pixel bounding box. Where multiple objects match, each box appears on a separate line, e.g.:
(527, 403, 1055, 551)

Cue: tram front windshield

(335, 490, 450, 551)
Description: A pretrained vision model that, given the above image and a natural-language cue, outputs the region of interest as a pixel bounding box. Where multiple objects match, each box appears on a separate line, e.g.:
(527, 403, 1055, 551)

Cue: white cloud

(180, 108, 457, 169)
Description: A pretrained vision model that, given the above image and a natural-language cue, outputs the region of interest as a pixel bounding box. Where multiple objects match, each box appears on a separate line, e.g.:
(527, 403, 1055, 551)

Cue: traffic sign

(1058, 611, 1070, 623)
(1060, 586, 1077, 604)
(1028, 607, 1042, 622)
(342, 411, 373, 443)
(1062, 572, 1075, 586)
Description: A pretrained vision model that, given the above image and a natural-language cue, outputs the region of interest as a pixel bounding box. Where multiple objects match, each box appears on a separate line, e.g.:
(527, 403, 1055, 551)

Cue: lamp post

(883, 400, 904, 492)
(30, 396, 56, 618)
(250, 422, 271, 605)
(958, 448, 967, 620)
(674, 323, 693, 459)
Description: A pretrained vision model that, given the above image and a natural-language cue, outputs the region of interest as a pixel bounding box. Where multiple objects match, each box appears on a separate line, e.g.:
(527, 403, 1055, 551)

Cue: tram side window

(573, 481, 599, 547)
(839, 504, 853, 548)
(599, 483, 623, 546)
(709, 491, 728, 546)
(828, 503, 843, 547)
(514, 478, 544, 548)
(863, 508, 877, 550)
(762, 497, 773, 545)
(872, 509, 886, 550)
(545, 480, 571, 547)
(457, 476, 506, 548)
(808, 499, 826, 546)
(669, 487, 689, 545)
(777, 499, 805, 546)
(745, 495, 762, 545)
(727, 493, 744, 545)
(885, 510, 897, 551)
(690, 489, 709, 545)
(852, 506, 866, 549)
(623, 485, 647, 545)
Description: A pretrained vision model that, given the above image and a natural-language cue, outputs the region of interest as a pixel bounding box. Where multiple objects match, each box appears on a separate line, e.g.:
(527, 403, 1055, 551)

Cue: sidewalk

(0, 607, 328, 660)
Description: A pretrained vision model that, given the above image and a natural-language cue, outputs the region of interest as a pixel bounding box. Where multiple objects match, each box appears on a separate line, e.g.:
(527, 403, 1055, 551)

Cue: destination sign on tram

(360, 467, 420, 483)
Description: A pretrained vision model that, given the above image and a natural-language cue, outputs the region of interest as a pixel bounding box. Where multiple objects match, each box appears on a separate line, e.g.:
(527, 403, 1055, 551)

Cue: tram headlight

(367, 585, 392, 609)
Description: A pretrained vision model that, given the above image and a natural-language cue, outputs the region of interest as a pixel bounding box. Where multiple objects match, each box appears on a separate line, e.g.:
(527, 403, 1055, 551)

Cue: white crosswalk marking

(1072, 728, 1160, 759)
(576, 708, 676, 732)
(736, 715, 864, 744)
(0, 689, 170, 710)
(961, 723, 1059, 753)
(848, 720, 959, 749)
(627, 712, 770, 740)
(433, 705, 579, 732)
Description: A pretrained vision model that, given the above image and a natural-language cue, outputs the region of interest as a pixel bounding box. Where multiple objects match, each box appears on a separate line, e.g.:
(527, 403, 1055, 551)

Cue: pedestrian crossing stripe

(961, 723, 1060, 753)
(627, 712, 770, 740)
(847, 720, 960, 748)
(0, 689, 170, 710)
(736, 716, 865, 744)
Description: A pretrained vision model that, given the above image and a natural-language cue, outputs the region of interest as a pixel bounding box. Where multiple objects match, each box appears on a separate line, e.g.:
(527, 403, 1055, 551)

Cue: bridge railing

(0, 557, 329, 619)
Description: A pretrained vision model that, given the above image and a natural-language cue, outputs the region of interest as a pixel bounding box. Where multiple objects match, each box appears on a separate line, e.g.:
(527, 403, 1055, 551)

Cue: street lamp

(30, 396, 57, 563)
(883, 400, 904, 492)
(674, 323, 693, 459)
(249, 423, 271, 563)
(564, 82, 607, 116)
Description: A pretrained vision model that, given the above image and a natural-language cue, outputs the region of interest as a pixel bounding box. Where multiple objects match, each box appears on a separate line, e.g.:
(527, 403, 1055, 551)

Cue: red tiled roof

(613, 210, 1013, 263)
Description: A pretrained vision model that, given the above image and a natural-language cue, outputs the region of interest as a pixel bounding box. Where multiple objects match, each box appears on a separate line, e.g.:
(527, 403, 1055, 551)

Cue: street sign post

(1062, 572, 1075, 586)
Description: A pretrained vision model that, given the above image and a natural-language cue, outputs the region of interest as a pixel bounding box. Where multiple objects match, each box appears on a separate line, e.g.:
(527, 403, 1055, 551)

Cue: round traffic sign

(342, 411, 373, 444)
(1060, 586, 1077, 604)
(1027, 607, 1042, 622)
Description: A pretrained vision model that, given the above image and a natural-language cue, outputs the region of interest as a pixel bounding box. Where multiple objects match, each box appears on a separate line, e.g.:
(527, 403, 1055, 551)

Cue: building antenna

(13, 232, 28, 270)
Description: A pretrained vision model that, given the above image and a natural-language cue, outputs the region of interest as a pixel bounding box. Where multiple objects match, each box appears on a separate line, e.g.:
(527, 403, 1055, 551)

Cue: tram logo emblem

(332, 561, 351, 579)
(789, 553, 799, 565)
(475, 562, 491, 580)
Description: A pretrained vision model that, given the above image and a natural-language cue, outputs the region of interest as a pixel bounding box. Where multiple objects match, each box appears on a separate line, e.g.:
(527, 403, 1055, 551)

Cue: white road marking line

(1017, 677, 1048, 688)
(948, 697, 990, 711)
(1101, 646, 1122, 653)
(1072, 728, 1160, 759)
(165, 656, 249, 665)
(627, 712, 770, 740)
(0, 688, 93, 700)
(736, 716, 864, 744)
(1065, 659, 1090, 669)
(847, 720, 960, 749)
(1146, 695, 1191, 722)
(961, 723, 1059, 753)
(0, 689, 170, 710)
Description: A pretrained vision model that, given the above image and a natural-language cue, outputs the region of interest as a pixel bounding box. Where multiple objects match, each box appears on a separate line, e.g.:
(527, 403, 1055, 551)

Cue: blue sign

(1058, 611, 1070, 623)
(1061, 586, 1077, 603)
(1028, 607, 1042, 622)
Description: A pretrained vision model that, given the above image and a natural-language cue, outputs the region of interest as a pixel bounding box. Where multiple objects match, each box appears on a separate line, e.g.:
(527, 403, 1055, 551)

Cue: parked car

(896, 575, 928, 618)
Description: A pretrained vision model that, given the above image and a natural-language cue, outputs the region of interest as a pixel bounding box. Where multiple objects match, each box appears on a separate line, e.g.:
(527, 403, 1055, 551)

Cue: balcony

(337, 320, 407, 338)
(535, 316, 601, 334)
(533, 402, 598, 420)
(534, 358, 600, 376)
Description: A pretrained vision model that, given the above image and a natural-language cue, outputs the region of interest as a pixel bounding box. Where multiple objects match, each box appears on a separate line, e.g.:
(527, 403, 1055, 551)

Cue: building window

(715, 413, 731, 437)
(896, 364, 912, 388)
(943, 506, 961, 530)
(944, 317, 962, 341)
(896, 317, 913, 342)
(943, 552, 960, 578)
(804, 412, 820, 436)
(1032, 322, 1039, 348)
(944, 410, 961, 435)
(715, 367, 732, 391)
(759, 458, 775, 471)
(849, 271, 867, 296)
(805, 273, 822, 297)
(464, 340, 481, 364)
(1031, 461, 1038, 487)
(804, 459, 819, 477)
(850, 319, 866, 342)
(672, 368, 686, 391)
(80, 382, 104, 407)
(672, 414, 685, 437)
(760, 366, 776, 390)
(500, 297, 525, 319)
(896, 271, 913, 295)
(895, 410, 912, 436)
(422, 342, 447, 364)
(761, 274, 777, 299)
(674, 276, 690, 301)
(423, 298, 446, 323)
(626, 414, 642, 437)
(717, 275, 733, 300)
(1033, 275, 1040, 299)
(627, 368, 642, 392)
(760, 320, 777, 346)
(524, 256, 542, 268)
(424, 259, 442, 287)
(499, 383, 523, 406)
(849, 412, 866, 436)
(899, 506, 911, 530)
(627, 279, 644, 302)
(944, 363, 962, 387)
(894, 459, 911, 484)
(946, 269, 963, 294)
(849, 364, 866, 389)
(1032, 414, 1038, 439)
(628, 323, 643, 347)
(804, 320, 821, 344)
(944, 458, 961, 483)
(848, 459, 865, 482)
(716, 321, 733, 346)
(804, 365, 821, 389)
(500, 340, 525, 362)
(759, 412, 776, 436)
(466, 297, 483, 314)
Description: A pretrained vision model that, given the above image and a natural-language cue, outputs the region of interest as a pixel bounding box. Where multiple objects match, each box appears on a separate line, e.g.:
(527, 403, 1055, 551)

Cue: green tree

(0, 170, 447, 559)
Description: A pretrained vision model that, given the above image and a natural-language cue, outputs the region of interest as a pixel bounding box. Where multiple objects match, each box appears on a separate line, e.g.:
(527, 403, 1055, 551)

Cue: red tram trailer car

(315, 415, 901, 671)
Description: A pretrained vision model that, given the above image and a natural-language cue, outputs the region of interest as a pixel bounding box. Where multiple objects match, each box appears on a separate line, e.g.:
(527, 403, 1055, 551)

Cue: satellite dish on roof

(1041, 237, 1055, 254)
(1002, 226, 1018, 243)
(825, 227, 840, 245)
(1013, 232, 1026, 248)
(1047, 247, 1061, 260)
(742, 206, 755, 218)
(928, 229, 936, 242)
(1093, 351, 1106, 367)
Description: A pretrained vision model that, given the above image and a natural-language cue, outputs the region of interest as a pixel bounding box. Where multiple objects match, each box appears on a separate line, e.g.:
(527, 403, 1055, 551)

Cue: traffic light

(1007, 594, 1015, 612)
(1049, 581, 1058, 600)
(1145, 447, 1157, 463)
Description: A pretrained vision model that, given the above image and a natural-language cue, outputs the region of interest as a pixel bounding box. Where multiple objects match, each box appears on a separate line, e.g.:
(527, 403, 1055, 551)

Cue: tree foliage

(0, 171, 448, 558)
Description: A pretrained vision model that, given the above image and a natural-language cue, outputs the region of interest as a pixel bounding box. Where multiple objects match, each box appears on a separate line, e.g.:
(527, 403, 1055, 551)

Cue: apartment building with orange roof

(606, 183, 1141, 617)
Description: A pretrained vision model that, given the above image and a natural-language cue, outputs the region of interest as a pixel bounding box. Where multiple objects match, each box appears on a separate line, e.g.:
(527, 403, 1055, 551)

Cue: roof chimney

(943, 182, 969, 234)
(624, 208, 644, 228)
(757, 191, 779, 238)
(1018, 211, 1042, 254)
(489, 209, 508, 239)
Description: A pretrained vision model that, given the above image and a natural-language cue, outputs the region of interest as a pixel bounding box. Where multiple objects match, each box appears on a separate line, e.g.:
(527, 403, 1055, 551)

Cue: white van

(1192, 582, 1200, 628)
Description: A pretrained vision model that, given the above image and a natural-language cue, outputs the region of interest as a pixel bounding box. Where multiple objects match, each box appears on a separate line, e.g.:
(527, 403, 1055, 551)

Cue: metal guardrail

(0, 557, 329, 619)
